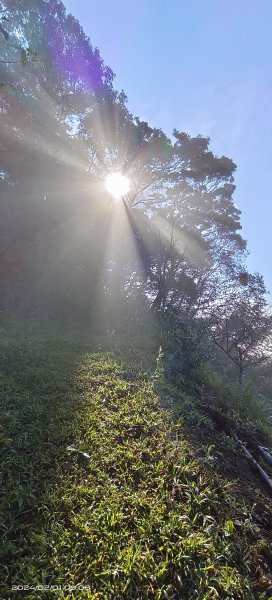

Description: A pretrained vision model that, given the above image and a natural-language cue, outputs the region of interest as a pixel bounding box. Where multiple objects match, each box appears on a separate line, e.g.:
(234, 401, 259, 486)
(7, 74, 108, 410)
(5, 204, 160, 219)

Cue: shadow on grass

(0, 320, 99, 597)
(0, 319, 159, 598)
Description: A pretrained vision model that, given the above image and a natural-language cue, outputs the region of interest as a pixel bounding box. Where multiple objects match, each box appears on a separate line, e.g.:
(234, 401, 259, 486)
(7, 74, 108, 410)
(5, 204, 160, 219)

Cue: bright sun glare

(105, 173, 130, 199)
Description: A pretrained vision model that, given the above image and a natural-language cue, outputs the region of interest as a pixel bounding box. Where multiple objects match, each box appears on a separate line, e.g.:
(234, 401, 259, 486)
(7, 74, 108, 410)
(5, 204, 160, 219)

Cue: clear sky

(63, 0, 272, 295)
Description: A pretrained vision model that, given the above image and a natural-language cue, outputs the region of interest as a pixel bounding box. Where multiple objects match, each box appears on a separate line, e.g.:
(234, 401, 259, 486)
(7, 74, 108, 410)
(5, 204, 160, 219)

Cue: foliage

(1, 2, 272, 598)
(249, 358, 272, 404)
(195, 362, 272, 439)
(209, 273, 272, 383)
(156, 311, 211, 385)
(1, 323, 272, 599)
(1, 0, 271, 413)
(0, 1, 38, 68)
(0, 0, 256, 327)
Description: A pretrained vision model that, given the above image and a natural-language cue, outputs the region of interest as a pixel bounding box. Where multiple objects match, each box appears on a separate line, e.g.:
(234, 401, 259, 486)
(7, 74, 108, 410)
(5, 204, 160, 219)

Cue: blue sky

(64, 0, 272, 295)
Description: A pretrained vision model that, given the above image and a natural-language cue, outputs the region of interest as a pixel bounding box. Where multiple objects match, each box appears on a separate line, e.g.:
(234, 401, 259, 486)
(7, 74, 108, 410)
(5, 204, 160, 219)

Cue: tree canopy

(0, 0, 271, 385)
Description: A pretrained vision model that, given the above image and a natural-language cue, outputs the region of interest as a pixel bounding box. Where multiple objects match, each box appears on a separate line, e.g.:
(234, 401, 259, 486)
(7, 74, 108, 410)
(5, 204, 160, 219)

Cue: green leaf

(224, 520, 234, 536)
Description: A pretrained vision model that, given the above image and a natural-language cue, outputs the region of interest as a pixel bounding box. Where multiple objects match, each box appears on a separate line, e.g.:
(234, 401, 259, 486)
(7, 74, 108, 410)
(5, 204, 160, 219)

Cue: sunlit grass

(1, 323, 272, 599)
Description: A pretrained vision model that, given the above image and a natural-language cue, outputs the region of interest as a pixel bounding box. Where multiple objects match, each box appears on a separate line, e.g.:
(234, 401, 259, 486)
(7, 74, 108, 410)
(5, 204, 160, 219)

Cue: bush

(195, 362, 272, 439)
(159, 312, 211, 384)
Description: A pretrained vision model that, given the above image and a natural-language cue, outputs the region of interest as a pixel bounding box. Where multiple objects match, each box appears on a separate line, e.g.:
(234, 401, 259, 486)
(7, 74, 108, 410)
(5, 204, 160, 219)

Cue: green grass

(194, 362, 272, 443)
(1, 322, 272, 599)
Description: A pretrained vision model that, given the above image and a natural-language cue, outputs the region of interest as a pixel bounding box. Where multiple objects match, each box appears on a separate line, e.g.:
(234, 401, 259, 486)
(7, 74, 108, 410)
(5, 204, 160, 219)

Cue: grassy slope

(1, 322, 272, 599)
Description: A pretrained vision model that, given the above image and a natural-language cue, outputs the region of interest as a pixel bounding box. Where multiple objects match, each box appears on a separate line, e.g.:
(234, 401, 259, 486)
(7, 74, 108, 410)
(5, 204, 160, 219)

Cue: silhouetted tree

(1, 0, 270, 354)
(210, 274, 272, 384)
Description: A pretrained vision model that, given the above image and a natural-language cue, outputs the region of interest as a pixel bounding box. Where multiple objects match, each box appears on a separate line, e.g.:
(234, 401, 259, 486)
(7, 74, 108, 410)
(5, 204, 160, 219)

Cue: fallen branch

(236, 439, 272, 494)
(258, 446, 272, 469)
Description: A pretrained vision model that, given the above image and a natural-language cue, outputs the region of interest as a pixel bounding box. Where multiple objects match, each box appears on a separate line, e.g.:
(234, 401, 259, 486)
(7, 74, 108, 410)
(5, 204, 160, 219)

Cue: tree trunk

(238, 348, 244, 386)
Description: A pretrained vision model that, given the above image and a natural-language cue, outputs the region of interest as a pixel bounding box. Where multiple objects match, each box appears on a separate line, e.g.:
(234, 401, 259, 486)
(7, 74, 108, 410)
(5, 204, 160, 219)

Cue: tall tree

(0, 0, 265, 343)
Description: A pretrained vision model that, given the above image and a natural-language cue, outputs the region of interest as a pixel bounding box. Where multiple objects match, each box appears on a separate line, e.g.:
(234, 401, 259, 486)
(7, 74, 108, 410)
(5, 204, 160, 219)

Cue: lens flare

(105, 173, 130, 198)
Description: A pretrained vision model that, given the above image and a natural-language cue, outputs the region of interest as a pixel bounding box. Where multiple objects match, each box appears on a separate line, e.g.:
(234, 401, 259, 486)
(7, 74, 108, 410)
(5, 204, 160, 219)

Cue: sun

(105, 173, 130, 199)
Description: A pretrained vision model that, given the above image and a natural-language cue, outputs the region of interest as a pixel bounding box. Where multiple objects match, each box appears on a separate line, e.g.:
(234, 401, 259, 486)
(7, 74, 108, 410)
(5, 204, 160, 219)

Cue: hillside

(1, 322, 272, 600)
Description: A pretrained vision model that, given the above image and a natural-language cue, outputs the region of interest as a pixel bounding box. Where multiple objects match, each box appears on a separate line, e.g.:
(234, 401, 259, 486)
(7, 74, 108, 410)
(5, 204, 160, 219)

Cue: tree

(0, 1, 38, 70)
(0, 0, 268, 349)
(0, 0, 115, 313)
(209, 274, 272, 384)
(78, 97, 248, 318)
